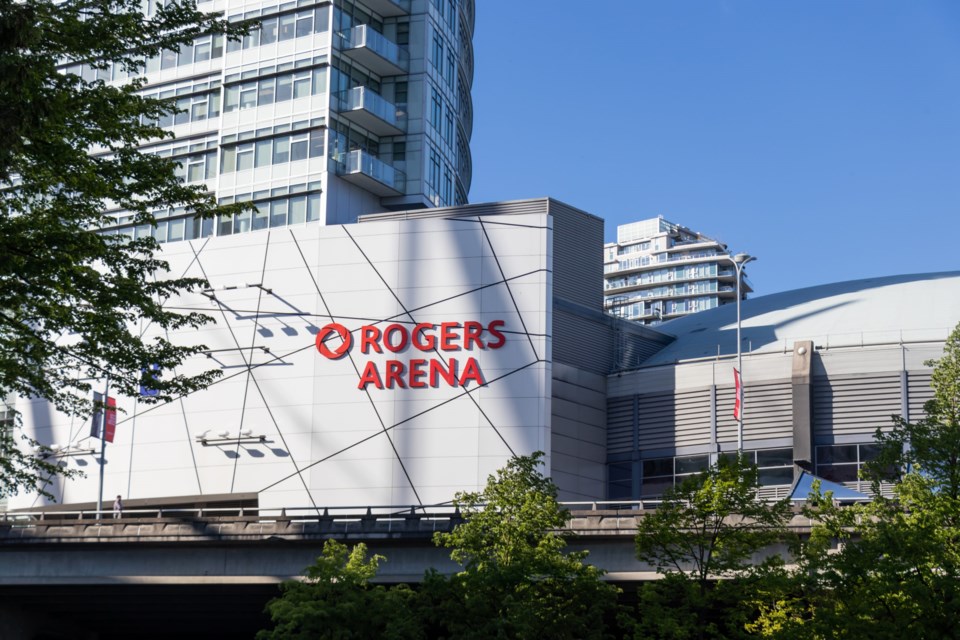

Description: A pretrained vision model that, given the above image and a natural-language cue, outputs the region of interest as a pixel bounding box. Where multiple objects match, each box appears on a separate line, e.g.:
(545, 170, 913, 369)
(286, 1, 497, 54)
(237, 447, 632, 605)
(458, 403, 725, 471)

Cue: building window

(224, 66, 327, 113)
(608, 462, 633, 500)
(816, 443, 879, 483)
(431, 88, 442, 132)
(220, 129, 325, 173)
(431, 30, 444, 71)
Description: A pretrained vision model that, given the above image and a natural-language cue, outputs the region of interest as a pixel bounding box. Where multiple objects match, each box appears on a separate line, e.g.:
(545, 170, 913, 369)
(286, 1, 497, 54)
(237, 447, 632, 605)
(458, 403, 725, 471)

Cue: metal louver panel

(607, 396, 634, 454)
(907, 372, 934, 422)
(636, 388, 712, 450)
(813, 373, 902, 437)
(717, 381, 793, 442)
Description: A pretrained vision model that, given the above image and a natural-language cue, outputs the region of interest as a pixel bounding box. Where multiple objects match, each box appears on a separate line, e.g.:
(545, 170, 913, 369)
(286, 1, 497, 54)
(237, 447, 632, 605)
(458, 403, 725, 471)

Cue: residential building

(68, 0, 475, 242)
(603, 216, 751, 325)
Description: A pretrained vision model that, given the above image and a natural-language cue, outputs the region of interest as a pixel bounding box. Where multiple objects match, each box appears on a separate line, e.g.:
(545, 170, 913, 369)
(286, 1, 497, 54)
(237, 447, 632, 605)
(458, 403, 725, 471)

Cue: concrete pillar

(792, 340, 815, 475)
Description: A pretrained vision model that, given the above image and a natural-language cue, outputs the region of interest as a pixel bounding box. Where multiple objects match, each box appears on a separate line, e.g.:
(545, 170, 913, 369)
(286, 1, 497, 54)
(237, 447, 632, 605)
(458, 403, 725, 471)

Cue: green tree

(259, 539, 422, 640)
(430, 452, 623, 640)
(752, 322, 960, 639)
(634, 455, 793, 639)
(0, 0, 249, 497)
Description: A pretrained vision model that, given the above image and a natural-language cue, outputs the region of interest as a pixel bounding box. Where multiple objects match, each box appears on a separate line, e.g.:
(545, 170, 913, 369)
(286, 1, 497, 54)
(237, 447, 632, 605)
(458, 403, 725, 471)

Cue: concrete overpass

(0, 504, 812, 638)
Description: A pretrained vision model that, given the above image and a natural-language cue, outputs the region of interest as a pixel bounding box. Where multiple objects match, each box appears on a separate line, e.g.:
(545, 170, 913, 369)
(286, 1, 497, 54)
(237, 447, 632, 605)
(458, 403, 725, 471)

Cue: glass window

(239, 83, 257, 109)
(306, 193, 321, 222)
(295, 12, 313, 38)
(258, 77, 276, 106)
(309, 129, 324, 157)
(255, 139, 272, 167)
(608, 463, 633, 500)
(161, 48, 178, 69)
(233, 210, 251, 234)
(819, 445, 858, 465)
(218, 214, 233, 236)
(209, 92, 221, 117)
(675, 455, 709, 476)
(224, 86, 239, 112)
(292, 71, 311, 99)
(251, 203, 268, 230)
(276, 74, 293, 102)
(260, 17, 278, 45)
(287, 196, 306, 225)
(279, 13, 296, 41)
(643, 458, 673, 479)
(178, 42, 193, 66)
(187, 156, 205, 182)
(168, 218, 185, 242)
(220, 146, 236, 173)
(205, 153, 216, 179)
(314, 6, 329, 32)
(757, 448, 793, 468)
(819, 465, 859, 483)
(146, 55, 160, 74)
(191, 97, 208, 121)
(270, 199, 288, 227)
(273, 137, 290, 164)
(759, 467, 794, 486)
(312, 67, 327, 95)
(212, 34, 224, 58)
(236, 143, 254, 171)
(194, 36, 212, 62)
(290, 133, 308, 162)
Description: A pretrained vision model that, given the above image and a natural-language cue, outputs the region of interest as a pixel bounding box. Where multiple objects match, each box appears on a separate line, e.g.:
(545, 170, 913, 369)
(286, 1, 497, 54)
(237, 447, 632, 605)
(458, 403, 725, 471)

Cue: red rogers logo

(315, 320, 506, 390)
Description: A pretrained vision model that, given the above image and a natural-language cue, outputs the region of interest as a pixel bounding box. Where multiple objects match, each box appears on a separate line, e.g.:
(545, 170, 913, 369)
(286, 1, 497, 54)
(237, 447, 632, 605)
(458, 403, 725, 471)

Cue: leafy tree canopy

(430, 452, 623, 640)
(0, 0, 250, 496)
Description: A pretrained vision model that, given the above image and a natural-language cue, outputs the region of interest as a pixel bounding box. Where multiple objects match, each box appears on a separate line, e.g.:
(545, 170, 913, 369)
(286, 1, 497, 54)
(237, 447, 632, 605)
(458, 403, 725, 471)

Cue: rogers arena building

(8, 198, 960, 511)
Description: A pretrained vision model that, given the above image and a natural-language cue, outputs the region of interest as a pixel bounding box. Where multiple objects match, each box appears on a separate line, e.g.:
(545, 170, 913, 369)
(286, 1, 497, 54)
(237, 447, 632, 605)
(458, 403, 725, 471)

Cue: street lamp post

(730, 253, 756, 454)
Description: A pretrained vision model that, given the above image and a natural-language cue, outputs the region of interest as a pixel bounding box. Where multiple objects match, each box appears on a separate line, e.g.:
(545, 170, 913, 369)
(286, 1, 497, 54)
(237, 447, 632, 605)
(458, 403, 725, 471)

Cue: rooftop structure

(603, 216, 751, 325)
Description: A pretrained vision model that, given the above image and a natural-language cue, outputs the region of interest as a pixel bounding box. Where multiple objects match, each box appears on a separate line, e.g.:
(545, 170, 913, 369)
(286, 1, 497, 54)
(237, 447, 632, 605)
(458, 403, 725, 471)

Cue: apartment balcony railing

(335, 87, 404, 136)
(335, 149, 405, 197)
(604, 250, 723, 274)
(360, 0, 409, 17)
(338, 24, 408, 76)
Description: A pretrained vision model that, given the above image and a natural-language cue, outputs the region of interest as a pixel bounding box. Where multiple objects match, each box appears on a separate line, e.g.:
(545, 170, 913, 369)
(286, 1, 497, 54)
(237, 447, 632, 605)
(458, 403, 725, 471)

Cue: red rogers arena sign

(315, 320, 506, 390)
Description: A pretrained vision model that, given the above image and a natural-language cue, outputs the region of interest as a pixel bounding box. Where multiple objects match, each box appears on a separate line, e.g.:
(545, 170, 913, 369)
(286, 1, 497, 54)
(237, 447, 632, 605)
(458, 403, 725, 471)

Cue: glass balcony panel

(336, 87, 403, 136)
(336, 149, 405, 196)
(340, 24, 408, 76)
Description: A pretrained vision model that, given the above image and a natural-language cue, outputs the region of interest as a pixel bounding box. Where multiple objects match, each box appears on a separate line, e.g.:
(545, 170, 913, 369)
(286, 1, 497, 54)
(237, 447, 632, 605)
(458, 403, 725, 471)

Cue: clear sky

(467, 1, 960, 296)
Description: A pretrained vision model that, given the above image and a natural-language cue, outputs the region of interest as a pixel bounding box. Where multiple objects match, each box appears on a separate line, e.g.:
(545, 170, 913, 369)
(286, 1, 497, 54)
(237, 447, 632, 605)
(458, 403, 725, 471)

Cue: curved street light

(729, 253, 756, 453)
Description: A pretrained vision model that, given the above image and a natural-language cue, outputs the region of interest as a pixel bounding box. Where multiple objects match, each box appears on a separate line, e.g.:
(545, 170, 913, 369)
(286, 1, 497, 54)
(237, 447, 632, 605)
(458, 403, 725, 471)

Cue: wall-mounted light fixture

(35, 442, 97, 459)
(194, 429, 267, 446)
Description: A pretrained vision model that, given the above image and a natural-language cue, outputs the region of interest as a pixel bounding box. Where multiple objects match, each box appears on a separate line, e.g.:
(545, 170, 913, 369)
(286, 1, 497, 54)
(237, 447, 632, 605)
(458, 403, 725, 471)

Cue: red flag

(733, 368, 742, 421)
(104, 397, 117, 443)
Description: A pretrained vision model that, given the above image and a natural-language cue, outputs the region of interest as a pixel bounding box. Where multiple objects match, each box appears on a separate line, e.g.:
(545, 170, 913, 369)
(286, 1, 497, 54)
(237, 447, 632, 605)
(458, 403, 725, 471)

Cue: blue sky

(467, 1, 960, 295)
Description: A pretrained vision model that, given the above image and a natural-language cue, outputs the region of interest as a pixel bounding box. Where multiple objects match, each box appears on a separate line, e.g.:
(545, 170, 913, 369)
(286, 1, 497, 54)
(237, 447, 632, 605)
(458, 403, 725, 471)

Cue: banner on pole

(91, 391, 103, 438)
(104, 397, 117, 443)
(733, 368, 742, 421)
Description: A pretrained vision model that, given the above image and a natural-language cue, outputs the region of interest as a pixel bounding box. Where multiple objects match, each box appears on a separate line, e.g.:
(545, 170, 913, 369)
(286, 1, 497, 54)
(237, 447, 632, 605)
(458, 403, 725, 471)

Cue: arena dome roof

(643, 272, 960, 365)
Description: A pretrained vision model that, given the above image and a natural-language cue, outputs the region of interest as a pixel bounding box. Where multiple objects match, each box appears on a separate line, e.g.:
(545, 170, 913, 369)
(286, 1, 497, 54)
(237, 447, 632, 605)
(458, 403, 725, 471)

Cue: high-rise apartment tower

(70, 0, 475, 240)
(603, 217, 751, 325)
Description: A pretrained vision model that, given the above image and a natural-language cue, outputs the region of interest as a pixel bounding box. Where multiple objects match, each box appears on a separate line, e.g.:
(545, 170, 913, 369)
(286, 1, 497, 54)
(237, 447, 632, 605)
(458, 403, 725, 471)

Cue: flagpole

(730, 254, 756, 455)
(96, 375, 109, 519)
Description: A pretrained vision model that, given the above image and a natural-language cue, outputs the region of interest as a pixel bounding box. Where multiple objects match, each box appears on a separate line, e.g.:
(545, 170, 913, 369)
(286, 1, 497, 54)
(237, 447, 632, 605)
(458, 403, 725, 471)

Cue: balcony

(335, 87, 404, 136)
(360, 0, 409, 16)
(339, 25, 408, 76)
(335, 149, 405, 197)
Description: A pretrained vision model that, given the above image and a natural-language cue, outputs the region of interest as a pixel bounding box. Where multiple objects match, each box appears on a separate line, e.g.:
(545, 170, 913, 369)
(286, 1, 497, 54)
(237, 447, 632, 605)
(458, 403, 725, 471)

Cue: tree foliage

(0, 0, 250, 496)
(634, 455, 793, 639)
(258, 539, 421, 640)
(751, 322, 960, 639)
(431, 452, 623, 639)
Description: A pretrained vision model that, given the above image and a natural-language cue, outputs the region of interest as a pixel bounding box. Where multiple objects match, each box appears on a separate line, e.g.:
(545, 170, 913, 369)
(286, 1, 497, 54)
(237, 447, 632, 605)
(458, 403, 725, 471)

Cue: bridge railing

(0, 501, 675, 524)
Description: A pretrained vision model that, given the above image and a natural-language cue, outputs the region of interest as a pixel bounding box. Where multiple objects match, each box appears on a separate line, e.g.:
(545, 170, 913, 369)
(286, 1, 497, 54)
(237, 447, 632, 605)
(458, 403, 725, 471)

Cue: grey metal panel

(357, 197, 551, 222)
(715, 381, 793, 444)
(554, 308, 614, 374)
(907, 372, 934, 422)
(636, 388, 713, 450)
(813, 373, 902, 438)
(607, 396, 634, 454)
(547, 200, 604, 309)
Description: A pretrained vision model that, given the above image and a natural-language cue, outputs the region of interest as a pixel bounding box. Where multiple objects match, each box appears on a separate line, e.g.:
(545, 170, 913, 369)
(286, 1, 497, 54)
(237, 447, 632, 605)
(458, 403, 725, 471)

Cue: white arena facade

(8, 198, 960, 512)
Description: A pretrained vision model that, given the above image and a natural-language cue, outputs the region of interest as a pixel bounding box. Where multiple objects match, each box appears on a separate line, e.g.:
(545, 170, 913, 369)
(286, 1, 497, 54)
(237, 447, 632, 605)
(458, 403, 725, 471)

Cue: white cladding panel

(12, 214, 552, 510)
